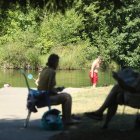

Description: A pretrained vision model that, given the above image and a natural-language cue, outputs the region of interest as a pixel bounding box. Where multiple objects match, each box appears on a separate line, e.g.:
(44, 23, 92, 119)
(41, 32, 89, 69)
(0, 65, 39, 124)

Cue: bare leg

(61, 93, 72, 122)
(85, 84, 120, 120)
(49, 92, 72, 122)
(102, 103, 118, 128)
(94, 84, 120, 115)
(85, 84, 123, 127)
(93, 83, 96, 88)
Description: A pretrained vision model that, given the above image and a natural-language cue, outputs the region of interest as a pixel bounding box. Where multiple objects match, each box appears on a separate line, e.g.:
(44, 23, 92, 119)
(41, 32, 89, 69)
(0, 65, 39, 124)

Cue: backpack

(41, 109, 63, 130)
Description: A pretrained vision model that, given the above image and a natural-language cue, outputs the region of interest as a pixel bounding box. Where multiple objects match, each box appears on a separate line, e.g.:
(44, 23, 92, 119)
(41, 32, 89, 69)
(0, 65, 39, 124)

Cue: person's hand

(56, 86, 65, 92)
(90, 71, 93, 78)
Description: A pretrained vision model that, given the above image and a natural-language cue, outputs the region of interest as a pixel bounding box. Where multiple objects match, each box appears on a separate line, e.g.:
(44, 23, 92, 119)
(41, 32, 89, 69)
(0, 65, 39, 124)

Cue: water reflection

(0, 69, 116, 88)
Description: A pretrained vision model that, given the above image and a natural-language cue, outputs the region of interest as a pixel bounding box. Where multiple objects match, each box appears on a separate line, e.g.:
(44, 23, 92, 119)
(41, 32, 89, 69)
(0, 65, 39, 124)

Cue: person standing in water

(89, 56, 102, 87)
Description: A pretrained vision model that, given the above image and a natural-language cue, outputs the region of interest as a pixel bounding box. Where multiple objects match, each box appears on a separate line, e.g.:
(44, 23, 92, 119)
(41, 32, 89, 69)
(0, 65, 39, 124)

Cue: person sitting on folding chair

(36, 53, 79, 125)
(85, 68, 140, 128)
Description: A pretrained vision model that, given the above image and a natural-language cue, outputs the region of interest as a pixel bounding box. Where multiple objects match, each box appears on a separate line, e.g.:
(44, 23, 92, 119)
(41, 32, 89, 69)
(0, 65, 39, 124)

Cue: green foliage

(0, 42, 26, 68)
(48, 41, 93, 69)
(75, 0, 140, 69)
(25, 48, 41, 69)
(0, 5, 41, 68)
(38, 9, 84, 54)
(108, 1, 140, 68)
(0, 0, 140, 70)
(0, 0, 74, 13)
(0, 5, 39, 43)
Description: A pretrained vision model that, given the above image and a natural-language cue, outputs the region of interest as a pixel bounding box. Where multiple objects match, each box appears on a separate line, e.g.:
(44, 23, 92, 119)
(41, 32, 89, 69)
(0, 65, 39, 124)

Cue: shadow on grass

(50, 113, 140, 140)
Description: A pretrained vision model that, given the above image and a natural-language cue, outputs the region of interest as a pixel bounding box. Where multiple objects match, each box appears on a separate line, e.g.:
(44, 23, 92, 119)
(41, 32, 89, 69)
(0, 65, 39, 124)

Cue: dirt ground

(0, 87, 61, 140)
(51, 86, 140, 140)
(0, 87, 140, 140)
(51, 128, 140, 140)
(50, 113, 140, 140)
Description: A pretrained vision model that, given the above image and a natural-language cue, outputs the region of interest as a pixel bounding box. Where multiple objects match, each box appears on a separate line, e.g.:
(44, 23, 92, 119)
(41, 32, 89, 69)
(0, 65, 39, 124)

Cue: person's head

(46, 54, 59, 70)
(97, 56, 102, 63)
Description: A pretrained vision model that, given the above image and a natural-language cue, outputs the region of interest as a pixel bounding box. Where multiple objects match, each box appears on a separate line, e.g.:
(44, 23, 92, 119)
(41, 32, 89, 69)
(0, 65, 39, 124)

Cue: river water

(0, 69, 116, 88)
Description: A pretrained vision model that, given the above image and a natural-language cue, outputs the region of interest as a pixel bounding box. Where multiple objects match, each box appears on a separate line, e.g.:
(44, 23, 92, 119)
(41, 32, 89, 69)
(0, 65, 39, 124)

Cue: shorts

(89, 71, 98, 84)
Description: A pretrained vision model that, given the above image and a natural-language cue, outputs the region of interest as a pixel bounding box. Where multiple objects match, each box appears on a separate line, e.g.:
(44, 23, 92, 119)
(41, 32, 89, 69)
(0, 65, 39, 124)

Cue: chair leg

(24, 110, 32, 128)
(119, 105, 126, 130)
(136, 109, 139, 116)
(122, 105, 126, 115)
(134, 109, 140, 129)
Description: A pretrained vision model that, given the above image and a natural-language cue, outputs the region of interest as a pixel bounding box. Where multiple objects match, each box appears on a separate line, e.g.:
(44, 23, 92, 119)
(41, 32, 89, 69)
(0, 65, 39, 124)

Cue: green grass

(55, 86, 138, 114)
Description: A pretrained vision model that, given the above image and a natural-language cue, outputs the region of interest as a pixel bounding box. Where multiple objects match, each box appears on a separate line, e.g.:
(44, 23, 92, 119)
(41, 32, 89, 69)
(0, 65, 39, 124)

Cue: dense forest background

(0, 0, 140, 70)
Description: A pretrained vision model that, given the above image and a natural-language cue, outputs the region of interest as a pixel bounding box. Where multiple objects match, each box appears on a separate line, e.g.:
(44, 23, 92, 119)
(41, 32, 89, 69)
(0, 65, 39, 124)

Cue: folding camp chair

(21, 70, 51, 128)
(122, 92, 140, 124)
(112, 69, 140, 128)
(101, 91, 140, 129)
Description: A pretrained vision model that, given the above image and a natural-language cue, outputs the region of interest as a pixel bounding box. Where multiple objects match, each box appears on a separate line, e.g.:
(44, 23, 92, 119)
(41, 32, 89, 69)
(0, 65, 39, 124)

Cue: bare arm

(90, 60, 97, 77)
(48, 71, 57, 94)
(35, 78, 39, 86)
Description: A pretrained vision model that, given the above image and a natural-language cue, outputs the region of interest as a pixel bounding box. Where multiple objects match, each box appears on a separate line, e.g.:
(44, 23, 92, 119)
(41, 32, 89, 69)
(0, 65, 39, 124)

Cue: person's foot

(63, 119, 81, 125)
(85, 112, 103, 121)
(71, 114, 81, 120)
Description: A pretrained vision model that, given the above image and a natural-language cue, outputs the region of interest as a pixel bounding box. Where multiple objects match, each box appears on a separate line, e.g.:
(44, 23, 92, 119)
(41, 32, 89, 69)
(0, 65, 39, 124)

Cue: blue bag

(41, 109, 63, 130)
